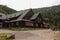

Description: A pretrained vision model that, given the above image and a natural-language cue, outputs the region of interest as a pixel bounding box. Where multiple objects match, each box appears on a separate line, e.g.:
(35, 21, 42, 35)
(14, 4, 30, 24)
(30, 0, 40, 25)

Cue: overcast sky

(0, 0, 60, 11)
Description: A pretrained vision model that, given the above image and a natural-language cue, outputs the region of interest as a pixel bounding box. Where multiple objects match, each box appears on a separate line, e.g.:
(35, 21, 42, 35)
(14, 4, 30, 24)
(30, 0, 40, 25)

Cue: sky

(0, 0, 60, 11)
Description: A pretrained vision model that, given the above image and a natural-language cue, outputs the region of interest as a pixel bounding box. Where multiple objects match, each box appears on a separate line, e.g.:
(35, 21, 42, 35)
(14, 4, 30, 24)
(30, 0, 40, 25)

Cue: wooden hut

(0, 9, 44, 28)
(3, 9, 34, 27)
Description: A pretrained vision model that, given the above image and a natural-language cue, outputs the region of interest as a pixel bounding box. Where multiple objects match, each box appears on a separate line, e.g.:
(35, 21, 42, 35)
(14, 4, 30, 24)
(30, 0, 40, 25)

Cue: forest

(33, 5, 60, 28)
(0, 5, 17, 14)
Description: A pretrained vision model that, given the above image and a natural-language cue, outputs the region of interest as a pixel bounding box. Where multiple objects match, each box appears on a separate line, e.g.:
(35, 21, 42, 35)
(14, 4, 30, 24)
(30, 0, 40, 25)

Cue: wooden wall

(25, 22, 33, 27)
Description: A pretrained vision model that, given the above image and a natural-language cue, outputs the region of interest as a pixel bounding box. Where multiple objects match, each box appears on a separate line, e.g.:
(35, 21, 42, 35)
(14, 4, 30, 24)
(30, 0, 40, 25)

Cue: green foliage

(33, 5, 60, 27)
(6, 27, 42, 31)
(0, 33, 7, 40)
(0, 33, 15, 40)
(0, 5, 17, 14)
(6, 35, 15, 40)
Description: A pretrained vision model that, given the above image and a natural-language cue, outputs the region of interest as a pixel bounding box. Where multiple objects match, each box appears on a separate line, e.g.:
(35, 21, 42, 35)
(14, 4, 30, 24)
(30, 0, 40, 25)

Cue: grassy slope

(0, 5, 17, 14)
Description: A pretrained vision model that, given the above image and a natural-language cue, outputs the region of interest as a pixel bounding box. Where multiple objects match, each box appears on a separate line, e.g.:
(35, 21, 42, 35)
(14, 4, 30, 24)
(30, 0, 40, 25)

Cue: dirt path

(0, 29, 60, 40)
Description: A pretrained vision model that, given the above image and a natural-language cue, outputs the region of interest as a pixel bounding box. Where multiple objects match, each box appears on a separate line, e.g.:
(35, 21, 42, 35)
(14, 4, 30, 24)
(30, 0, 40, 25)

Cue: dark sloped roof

(6, 11, 24, 19)
(17, 9, 32, 19)
(30, 13, 40, 20)
(0, 13, 5, 15)
(0, 10, 26, 20)
(5, 19, 31, 22)
(6, 9, 33, 20)
(0, 13, 7, 20)
(0, 9, 34, 20)
(0, 11, 24, 20)
(5, 9, 33, 22)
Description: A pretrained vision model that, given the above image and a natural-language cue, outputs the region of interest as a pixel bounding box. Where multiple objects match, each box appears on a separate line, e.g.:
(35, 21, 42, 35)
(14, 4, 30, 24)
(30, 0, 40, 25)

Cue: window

(37, 18, 41, 22)
(16, 22, 19, 26)
(25, 22, 33, 26)
(0, 15, 2, 17)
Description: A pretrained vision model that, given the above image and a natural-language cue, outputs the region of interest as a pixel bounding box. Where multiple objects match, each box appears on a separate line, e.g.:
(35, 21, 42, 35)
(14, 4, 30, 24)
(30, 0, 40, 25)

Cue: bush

(0, 33, 7, 40)
(6, 33, 15, 40)
(0, 33, 15, 40)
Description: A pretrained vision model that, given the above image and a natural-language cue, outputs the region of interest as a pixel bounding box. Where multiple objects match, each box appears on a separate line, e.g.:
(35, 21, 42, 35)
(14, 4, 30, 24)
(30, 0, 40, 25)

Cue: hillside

(33, 5, 60, 27)
(33, 5, 60, 17)
(0, 5, 17, 14)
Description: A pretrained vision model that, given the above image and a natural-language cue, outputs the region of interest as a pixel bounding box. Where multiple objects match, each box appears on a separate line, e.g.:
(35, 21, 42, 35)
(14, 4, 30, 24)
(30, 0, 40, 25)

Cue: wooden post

(0, 22, 3, 28)
(33, 23, 36, 28)
(9, 23, 10, 28)
(42, 24, 44, 28)
(38, 23, 41, 28)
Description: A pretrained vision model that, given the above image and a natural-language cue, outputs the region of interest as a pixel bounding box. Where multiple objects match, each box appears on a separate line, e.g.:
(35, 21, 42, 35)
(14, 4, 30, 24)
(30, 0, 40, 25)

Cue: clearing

(0, 29, 60, 40)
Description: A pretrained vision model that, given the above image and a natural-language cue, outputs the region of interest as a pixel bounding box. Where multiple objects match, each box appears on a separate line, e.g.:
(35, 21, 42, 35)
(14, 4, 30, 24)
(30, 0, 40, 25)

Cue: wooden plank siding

(3, 22, 9, 28)
(25, 22, 33, 27)
(8, 21, 25, 27)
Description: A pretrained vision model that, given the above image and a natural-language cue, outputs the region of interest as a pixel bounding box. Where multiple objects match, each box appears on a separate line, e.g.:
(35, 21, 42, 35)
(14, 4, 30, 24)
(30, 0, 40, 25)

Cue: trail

(0, 29, 60, 40)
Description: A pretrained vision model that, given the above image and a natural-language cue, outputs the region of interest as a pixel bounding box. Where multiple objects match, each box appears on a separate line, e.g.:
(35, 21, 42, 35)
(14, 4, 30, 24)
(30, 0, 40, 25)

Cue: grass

(7, 27, 48, 31)
(0, 33, 7, 40)
(0, 27, 42, 31)
(8, 27, 39, 31)
(0, 26, 50, 31)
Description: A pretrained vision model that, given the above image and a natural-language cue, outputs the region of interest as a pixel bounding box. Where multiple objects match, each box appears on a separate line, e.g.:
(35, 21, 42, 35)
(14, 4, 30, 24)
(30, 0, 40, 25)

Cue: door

(0, 23, 2, 27)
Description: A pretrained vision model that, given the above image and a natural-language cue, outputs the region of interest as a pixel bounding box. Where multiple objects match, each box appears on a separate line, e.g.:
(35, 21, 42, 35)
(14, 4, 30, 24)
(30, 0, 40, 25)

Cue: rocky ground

(0, 29, 60, 40)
